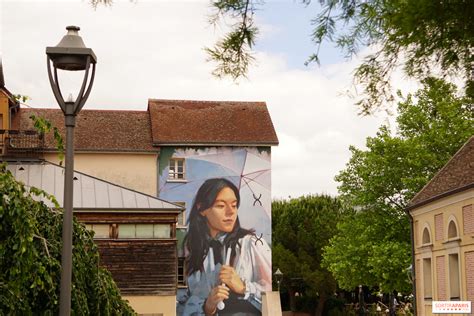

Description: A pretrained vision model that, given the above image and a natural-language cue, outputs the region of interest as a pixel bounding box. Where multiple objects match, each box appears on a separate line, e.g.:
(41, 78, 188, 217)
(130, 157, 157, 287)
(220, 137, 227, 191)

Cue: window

(449, 254, 460, 299)
(422, 227, 431, 245)
(118, 224, 171, 239)
(177, 257, 187, 287)
(448, 220, 458, 239)
(85, 224, 110, 239)
(423, 258, 433, 299)
(169, 158, 185, 180)
(175, 202, 187, 227)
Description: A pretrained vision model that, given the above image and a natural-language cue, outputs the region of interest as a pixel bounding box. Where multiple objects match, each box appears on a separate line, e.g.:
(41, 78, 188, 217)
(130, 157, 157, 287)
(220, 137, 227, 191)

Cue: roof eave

(406, 182, 474, 212)
(40, 148, 159, 154)
(74, 208, 184, 213)
(153, 142, 279, 147)
(0, 87, 20, 108)
(408, 136, 474, 206)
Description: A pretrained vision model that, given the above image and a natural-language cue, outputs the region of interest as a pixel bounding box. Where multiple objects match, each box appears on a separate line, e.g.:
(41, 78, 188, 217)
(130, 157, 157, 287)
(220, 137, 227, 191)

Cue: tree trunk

(315, 294, 327, 316)
(289, 289, 296, 311)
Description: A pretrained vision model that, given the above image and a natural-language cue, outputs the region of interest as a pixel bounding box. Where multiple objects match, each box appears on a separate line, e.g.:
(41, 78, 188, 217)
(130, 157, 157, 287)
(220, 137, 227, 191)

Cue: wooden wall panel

(96, 240, 177, 295)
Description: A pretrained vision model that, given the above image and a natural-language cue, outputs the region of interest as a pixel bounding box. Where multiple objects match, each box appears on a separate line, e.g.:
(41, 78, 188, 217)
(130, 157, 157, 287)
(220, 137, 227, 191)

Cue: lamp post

(46, 26, 96, 316)
(274, 268, 283, 292)
(406, 264, 413, 284)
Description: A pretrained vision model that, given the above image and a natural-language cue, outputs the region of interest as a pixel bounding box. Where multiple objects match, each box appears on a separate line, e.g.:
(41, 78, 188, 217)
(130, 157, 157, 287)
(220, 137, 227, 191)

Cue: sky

(0, 0, 414, 199)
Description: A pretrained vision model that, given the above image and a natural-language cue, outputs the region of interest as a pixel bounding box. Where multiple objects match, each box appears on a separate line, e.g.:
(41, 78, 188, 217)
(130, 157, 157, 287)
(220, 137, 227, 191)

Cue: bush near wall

(0, 163, 136, 315)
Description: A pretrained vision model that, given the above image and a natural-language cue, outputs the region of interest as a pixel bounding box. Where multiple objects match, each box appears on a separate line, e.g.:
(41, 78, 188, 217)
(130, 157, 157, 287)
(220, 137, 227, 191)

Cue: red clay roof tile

(13, 108, 156, 152)
(147, 99, 279, 145)
(408, 136, 474, 208)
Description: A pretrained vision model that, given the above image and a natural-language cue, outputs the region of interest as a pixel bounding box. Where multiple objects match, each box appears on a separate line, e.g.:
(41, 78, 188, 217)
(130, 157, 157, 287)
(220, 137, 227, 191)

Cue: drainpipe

(406, 209, 417, 316)
(156, 151, 160, 197)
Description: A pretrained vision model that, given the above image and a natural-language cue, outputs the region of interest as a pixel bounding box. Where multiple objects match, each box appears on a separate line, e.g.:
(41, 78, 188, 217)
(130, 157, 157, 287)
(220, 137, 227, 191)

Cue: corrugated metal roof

(6, 161, 182, 211)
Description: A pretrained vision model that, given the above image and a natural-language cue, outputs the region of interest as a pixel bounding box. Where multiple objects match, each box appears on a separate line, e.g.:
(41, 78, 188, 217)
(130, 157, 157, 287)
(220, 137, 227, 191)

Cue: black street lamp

(274, 268, 283, 292)
(46, 26, 96, 316)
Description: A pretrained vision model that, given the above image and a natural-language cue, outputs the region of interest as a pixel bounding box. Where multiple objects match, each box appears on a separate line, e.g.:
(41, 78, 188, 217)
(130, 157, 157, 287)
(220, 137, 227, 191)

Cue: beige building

(1, 61, 280, 315)
(11, 108, 159, 196)
(0, 62, 179, 315)
(407, 136, 474, 316)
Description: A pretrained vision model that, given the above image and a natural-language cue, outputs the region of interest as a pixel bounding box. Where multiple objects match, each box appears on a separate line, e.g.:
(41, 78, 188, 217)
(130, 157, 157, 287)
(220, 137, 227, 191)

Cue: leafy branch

(0, 163, 136, 314)
(205, 0, 260, 80)
(207, 0, 474, 113)
(29, 114, 65, 165)
(13, 94, 30, 104)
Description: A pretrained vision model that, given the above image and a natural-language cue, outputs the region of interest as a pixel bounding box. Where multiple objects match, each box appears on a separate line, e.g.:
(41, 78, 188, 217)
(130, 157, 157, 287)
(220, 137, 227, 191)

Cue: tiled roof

(148, 99, 279, 145)
(408, 136, 474, 209)
(7, 161, 182, 211)
(12, 108, 156, 152)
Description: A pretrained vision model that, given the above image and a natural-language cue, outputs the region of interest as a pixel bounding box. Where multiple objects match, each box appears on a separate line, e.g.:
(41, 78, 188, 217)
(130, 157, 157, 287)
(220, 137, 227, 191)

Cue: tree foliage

(272, 195, 350, 315)
(323, 78, 474, 292)
(0, 164, 136, 315)
(205, 0, 474, 113)
(30, 114, 65, 164)
(205, 0, 258, 80)
(323, 209, 411, 293)
(336, 77, 473, 211)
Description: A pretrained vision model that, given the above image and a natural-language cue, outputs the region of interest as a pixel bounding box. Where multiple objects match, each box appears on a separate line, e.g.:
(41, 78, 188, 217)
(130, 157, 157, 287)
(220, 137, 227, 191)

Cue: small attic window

(422, 227, 431, 245)
(448, 220, 458, 239)
(168, 158, 186, 181)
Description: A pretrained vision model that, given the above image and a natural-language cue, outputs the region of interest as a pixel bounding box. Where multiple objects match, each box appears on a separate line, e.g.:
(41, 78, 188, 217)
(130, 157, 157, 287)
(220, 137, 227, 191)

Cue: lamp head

(274, 268, 284, 282)
(46, 26, 97, 71)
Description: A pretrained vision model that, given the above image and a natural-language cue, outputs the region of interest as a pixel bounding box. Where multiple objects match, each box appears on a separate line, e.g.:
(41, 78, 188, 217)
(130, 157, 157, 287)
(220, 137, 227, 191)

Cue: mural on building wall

(158, 147, 272, 316)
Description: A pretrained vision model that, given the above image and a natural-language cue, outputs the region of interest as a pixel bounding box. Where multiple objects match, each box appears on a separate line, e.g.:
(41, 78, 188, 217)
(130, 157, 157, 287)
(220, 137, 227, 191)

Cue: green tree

(206, 0, 474, 113)
(323, 77, 474, 292)
(272, 195, 350, 316)
(90, 0, 473, 113)
(0, 164, 136, 315)
(323, 209, 412, 293)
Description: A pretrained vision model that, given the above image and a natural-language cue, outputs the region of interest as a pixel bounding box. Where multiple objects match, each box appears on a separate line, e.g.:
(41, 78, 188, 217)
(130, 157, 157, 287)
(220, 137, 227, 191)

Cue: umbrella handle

(217, 247, 232, 311)
(217, 301, 225, 310)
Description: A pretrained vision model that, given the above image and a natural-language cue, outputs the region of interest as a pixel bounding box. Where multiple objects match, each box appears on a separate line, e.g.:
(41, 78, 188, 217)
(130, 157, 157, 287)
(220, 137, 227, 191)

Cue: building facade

(147, 100, 279, 314)
(2, 63, 279, 315)
(408, 137, 474, 316)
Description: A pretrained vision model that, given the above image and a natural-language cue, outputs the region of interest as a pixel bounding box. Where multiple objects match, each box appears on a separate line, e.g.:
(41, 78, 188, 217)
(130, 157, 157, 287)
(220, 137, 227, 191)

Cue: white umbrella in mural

(158, 148, 272, 241)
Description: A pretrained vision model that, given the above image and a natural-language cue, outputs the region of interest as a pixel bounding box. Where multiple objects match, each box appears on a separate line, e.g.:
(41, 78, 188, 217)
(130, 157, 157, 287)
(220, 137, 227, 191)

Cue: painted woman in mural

(182, 178, 271, 316)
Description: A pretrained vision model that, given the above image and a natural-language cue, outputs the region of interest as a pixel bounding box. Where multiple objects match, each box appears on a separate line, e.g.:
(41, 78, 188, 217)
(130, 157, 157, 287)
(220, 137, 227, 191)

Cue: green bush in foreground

(0, 163, 136, 315)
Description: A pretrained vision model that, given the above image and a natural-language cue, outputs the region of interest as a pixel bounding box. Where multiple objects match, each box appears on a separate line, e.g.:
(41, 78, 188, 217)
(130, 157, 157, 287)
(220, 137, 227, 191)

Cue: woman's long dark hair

(184, 178, 254, 276)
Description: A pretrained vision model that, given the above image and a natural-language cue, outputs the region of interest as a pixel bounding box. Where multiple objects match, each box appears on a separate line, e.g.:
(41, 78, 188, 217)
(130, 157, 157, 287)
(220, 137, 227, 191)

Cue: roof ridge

(148, 98, 266, 104)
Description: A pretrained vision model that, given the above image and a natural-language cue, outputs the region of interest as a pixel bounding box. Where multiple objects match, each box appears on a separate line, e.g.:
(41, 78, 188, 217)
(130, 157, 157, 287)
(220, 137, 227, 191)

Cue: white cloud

(1, 1, 411, 198)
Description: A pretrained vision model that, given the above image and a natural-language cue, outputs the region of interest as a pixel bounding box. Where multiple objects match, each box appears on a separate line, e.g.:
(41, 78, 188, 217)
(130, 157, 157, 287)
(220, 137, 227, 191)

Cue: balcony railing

(0, 129, 45, 158)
